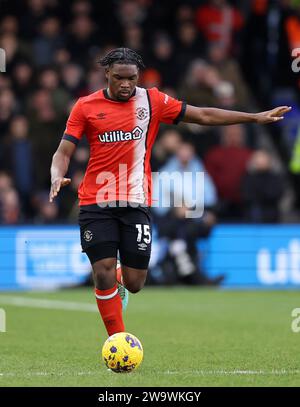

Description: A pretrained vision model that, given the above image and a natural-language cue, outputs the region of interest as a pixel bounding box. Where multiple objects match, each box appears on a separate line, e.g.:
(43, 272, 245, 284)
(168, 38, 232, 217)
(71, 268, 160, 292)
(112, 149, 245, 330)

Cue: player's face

(106, 64, 139, 101)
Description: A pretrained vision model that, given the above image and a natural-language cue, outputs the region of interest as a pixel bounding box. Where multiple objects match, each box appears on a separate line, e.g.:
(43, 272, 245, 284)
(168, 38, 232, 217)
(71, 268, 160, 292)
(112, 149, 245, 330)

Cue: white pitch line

(0, 371, 98, 377)
(0, 296, 97, 312)
(0, 369, 300, 378)
(163, 369, 300, 376)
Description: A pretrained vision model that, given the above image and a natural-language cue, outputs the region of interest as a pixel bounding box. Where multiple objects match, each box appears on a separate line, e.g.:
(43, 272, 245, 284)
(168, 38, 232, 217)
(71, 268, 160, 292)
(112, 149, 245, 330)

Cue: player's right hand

(49, 177, 71, 202)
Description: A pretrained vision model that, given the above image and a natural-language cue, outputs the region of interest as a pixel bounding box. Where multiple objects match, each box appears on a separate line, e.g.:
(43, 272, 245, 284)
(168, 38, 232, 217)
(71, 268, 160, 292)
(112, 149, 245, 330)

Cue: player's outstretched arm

(49, 139, 76, 202)
(182, 105, 292, 126)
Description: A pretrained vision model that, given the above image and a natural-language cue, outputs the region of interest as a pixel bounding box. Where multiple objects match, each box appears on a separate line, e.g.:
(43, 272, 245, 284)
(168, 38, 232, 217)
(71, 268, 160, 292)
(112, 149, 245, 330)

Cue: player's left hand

(49, 177, 71, 202)
(255, 106, 292, 124)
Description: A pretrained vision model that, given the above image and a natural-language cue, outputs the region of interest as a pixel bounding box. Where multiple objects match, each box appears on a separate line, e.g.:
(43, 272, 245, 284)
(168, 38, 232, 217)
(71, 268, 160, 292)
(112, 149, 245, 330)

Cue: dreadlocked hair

(99, 48, 145, 69)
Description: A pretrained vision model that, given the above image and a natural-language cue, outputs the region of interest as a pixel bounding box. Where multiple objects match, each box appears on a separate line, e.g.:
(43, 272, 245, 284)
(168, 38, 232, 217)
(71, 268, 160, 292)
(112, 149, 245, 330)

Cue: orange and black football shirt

(63, 86, 186, 206)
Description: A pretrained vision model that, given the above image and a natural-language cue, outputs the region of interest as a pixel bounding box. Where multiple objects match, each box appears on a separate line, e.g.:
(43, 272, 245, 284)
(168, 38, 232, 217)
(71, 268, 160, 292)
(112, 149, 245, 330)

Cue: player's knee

(93, 258, 116, 289)
(126, 277, 146, 294)
(127, 283, 143, 294)
(121, 265, 148, 293)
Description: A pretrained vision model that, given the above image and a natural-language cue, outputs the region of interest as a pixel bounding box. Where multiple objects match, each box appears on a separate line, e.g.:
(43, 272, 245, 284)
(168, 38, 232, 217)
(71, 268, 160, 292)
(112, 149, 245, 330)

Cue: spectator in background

(152, 141, 220, 285)
(123, 24, 144, 54)
(53, 47, 72, 68)
(32, 190, 60, 224)
(0, 88, 17, 136)
(273, 0, 295, 88)
(4, 116, 33, 217)
(27, 88, 64, 189)
(152, 204, 222, 285)
(0, 15, 19, 36)
(195, 0, 244, 54)
(285, 3, 300, 50)
(117, 0, 148, 27)
(60, 63, 85, 98)
(175, 3, 195, 25)
(32, 16, 65, 66)
(150, 33, 178, 88)
(151, 128, 182, 172)
(0, 171, 21, 224)
(20, 0, 53, 39)
(0, 33, 31, 71)
(180, 44, 250, 111)
(178, 59, 221, 107)
(242, 150, 285, 223)
(242, 0, 295, 104)
(12, 61, 34, 102)
(213, 80, 237, 109)
(71, 0, 93, 18)
(66, 15, 98, 65)
(0, 75, 11, 92)
(175, 21, 205, 78)
(139, 68, 162, 90)
(204, 124, 253, 220)
(86, 67, 107, 94)
(0, 188, 21, 224)
(38, 67, 71, 114)
(0, 171, 14, 193)
(0, 171, 13, 202)
(207, 43, 252, 109)
(154, 141, 217, 217)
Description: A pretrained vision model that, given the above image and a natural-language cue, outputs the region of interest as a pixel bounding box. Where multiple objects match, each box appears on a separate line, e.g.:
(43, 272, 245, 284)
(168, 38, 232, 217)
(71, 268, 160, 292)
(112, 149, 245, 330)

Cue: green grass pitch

(0, 288, 300, 387)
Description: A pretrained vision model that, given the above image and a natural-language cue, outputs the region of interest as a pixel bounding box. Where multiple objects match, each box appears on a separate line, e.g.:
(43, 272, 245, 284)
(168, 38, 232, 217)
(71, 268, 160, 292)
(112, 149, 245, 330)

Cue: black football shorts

(78, 204, 152, 269)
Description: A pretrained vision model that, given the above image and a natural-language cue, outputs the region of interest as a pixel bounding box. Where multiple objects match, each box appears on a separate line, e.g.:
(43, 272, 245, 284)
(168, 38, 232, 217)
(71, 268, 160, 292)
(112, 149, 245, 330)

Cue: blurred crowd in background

(0, 0, 300, 229)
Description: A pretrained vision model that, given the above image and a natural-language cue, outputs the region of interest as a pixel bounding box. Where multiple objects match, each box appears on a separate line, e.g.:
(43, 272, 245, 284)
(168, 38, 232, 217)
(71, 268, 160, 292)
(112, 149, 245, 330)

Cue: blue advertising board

(201, 225, 300, 287)
(1, 225, 300, 289)
(0, 226, 90, 290)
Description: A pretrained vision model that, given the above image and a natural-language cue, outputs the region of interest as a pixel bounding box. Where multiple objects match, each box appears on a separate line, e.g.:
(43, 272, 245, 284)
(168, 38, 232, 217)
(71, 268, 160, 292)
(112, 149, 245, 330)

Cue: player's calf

(92, 258, 125, 336)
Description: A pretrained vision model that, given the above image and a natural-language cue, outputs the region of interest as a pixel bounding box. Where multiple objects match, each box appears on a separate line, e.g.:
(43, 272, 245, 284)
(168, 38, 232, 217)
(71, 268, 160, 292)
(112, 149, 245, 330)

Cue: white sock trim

(95, 288, 118, 300)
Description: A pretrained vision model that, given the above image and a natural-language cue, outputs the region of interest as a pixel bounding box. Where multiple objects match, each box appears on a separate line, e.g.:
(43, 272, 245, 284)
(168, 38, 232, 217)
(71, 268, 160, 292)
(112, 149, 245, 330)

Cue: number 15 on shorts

(135, 224, 151, 244)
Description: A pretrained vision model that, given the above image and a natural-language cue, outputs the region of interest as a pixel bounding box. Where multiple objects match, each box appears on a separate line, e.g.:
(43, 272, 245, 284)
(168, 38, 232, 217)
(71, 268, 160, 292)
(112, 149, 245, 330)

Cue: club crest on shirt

(83, 230, 93, 242)
(136, 107, 148, 120)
